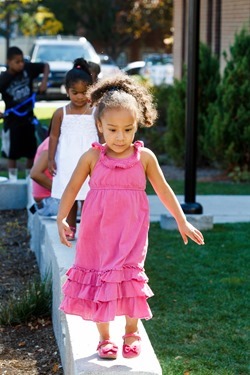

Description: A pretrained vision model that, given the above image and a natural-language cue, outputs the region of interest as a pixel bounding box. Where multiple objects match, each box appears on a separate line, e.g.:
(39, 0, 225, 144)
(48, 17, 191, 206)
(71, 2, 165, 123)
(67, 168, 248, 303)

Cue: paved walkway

(149, 195, 250, 223)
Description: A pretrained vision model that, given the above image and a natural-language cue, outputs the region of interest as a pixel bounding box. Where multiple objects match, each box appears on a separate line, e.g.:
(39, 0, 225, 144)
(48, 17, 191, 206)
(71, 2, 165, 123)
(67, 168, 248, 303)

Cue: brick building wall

(220, 1, 250, 71)
(173, 0, 250, 79)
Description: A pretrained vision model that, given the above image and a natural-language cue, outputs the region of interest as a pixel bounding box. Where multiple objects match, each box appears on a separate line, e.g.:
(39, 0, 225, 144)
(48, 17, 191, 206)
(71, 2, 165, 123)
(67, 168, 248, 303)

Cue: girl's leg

(96, 322, 118, 359)
(96, 322, 110, 341)
(124, 316, 139, 345)
(67, 201, 78, 228)
(77, 200, 84, 218)
(122, 316, 141, 358)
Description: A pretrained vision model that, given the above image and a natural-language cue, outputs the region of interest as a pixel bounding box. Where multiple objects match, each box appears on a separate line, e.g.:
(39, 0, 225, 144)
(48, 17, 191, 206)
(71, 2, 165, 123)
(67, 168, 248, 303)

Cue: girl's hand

(48, 159, 57, 176)
(178, 220, 205, 246)
(57, 218, 73, 248)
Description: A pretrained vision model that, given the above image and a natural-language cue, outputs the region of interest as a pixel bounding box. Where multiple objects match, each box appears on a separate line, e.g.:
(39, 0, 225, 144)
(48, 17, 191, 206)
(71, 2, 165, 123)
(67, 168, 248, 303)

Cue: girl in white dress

(48, 58, 100, 240)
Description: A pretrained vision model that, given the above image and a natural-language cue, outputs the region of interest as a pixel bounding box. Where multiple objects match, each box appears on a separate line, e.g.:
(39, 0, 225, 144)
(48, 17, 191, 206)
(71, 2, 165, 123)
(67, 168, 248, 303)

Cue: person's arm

(38, 63, 50, 93)
(48, 109, 62, 176)
(142, 148, 205, 246)
(57, 148, 98, 247)
(30, 150, 52, 191)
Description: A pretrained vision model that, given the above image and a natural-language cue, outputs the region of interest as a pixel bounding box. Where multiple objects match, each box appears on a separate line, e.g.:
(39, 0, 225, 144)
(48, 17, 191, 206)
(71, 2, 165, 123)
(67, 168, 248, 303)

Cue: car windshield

(35, 44, 96, 62)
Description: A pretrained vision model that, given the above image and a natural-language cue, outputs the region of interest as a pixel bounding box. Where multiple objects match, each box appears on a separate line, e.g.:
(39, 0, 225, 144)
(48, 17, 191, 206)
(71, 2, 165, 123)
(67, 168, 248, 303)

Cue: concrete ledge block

(0, 179, 27, 209)
(160, 214, 214, 230)
(28, 212, 162, 375)
(65, 316, 162, 375)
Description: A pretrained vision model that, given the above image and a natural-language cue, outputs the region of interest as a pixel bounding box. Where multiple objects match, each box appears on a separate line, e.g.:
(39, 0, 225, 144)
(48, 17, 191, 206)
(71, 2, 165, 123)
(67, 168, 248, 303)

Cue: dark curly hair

(86, 72, 157, 128)
(65, 58, 93, 89)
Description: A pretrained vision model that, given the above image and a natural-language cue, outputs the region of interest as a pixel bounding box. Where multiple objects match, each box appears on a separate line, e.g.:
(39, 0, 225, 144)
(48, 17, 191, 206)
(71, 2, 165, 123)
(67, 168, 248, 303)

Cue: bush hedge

(164, 43, 220, 167)
(205, 28, 250, 174)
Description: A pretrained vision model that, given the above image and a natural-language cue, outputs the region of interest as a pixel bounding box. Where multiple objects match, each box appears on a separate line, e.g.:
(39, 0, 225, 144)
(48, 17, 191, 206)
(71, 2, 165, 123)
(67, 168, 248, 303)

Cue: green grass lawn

(146, 180, 250, 195)
(145, 222, 250, 375)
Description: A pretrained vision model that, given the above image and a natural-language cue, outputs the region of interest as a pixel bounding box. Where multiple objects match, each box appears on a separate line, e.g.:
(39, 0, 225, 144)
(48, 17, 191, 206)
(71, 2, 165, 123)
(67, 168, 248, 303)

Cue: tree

(43, 0, 173, 60)
(0, 0, 62, 56)
(19, 6, 63, 36)
(164, 44, 220, 167)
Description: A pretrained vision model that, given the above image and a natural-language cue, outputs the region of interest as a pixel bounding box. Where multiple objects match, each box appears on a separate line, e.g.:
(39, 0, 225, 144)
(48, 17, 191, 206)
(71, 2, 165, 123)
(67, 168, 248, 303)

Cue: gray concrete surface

(148, 194, 250, 224)
(0, 179, 28, 209)
(29, 213, 162, 375)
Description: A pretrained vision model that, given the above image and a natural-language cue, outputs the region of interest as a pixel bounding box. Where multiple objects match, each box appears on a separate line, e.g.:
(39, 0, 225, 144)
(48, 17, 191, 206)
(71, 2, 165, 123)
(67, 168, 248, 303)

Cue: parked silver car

(122, 61, 146, 76)
(29, 36, 100, 99)
(140, 54, 174, 86)
(98, 54, 120, 78)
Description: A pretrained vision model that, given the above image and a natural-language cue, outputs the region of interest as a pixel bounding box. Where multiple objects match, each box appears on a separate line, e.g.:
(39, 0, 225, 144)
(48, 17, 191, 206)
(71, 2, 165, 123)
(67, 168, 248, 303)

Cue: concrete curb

(28, 213, 162, 375)
(0, 179, 27, 209)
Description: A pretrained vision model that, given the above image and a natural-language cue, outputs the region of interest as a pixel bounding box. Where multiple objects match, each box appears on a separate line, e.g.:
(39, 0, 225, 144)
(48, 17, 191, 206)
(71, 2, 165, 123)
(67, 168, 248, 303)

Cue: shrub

(164, 43, 220, 167)
(205, 28, 250, 172)
(137, 84, 172, 156)
(164, 77, 186, 166)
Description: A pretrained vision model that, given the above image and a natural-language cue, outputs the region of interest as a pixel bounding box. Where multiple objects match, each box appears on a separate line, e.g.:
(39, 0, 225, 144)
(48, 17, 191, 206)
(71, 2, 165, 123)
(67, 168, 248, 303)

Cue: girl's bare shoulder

(52, 107, 64, 121)
(140, 146, 159, 171)
(80, 146, 100, 163)
(140, 146, 157, 161)
(77, 146, 100, 173)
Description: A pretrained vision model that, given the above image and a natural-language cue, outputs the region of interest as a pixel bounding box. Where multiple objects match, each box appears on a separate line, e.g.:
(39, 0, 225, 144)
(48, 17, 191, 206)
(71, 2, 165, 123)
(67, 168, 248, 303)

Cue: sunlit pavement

(0, 99, 68, 110)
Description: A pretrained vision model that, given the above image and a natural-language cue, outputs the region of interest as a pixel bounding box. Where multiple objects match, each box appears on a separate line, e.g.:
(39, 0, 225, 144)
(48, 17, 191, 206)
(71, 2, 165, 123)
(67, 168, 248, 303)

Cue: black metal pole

(181, 0, 203, 214)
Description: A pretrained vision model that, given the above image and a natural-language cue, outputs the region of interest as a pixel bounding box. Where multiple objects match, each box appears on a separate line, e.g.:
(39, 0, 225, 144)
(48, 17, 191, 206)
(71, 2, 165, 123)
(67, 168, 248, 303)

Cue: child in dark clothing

(0, 46, 49, 169)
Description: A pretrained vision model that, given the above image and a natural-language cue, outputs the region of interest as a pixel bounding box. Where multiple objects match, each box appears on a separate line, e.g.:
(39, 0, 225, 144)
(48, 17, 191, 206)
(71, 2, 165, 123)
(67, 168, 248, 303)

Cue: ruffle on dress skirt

(59, 265, 154, 322)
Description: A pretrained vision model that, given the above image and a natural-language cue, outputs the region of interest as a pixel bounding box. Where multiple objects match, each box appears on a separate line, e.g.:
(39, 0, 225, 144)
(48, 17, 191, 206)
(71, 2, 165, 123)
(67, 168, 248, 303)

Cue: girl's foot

(97, 339, 118, 359)
(122, 332, 141, 358)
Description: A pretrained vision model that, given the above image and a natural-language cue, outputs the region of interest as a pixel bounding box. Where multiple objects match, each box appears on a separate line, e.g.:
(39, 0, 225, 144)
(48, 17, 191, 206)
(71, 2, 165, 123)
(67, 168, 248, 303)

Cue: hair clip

(76, 65, 81, 69)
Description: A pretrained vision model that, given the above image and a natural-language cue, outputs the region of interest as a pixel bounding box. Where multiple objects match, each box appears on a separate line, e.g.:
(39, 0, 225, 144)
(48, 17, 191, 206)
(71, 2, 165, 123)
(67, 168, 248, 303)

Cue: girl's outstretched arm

(57, 148, 97, 247)
(142, 148, 205, 246)
(48, 109, 62, 176)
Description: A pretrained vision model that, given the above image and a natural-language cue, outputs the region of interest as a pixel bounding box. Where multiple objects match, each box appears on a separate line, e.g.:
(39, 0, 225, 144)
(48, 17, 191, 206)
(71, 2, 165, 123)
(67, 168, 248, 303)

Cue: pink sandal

(97, 340, 118, 360)
(122, 333, 141, 358)
(66, 226, 76, 241)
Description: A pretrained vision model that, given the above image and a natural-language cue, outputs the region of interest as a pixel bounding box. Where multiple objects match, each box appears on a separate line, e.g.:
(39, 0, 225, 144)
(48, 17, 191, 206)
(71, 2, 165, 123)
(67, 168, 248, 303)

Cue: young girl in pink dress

(57, 73, 205, 360)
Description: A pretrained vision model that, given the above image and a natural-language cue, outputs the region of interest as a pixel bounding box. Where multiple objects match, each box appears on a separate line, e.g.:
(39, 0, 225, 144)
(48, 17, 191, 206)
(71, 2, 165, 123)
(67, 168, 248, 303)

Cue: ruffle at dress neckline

(92, 141, 144, 170)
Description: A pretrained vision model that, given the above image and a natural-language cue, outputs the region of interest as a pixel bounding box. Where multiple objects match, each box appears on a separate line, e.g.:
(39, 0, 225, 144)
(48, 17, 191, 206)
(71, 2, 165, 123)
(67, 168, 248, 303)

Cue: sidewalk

(148, 195, 250, 223)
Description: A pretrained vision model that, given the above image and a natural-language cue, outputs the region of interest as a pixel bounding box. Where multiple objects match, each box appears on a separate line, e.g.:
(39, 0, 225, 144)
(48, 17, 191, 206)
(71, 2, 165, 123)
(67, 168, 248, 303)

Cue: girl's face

(67, 81, 89, 107)
(97, 107, 138, 156)
(7, 54, 25, 74)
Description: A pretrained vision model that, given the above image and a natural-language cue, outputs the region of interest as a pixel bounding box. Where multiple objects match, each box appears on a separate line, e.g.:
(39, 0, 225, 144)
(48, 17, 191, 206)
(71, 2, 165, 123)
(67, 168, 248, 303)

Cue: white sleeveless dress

(51, 106, 98, 200)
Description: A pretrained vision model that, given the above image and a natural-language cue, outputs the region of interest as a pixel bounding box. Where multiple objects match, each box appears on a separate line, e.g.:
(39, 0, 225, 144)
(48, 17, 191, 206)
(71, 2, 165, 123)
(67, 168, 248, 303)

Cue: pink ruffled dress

(60, 141, 154, 322)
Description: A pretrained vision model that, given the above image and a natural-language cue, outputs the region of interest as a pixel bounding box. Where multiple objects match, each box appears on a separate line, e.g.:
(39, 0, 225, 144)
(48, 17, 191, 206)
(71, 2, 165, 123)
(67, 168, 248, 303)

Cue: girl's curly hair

(86, 72, 157, 128)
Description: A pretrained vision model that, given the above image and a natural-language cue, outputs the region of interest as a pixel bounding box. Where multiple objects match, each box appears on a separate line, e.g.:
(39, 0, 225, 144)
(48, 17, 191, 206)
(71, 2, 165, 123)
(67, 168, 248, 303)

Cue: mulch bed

(0, 209, 63, 375)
